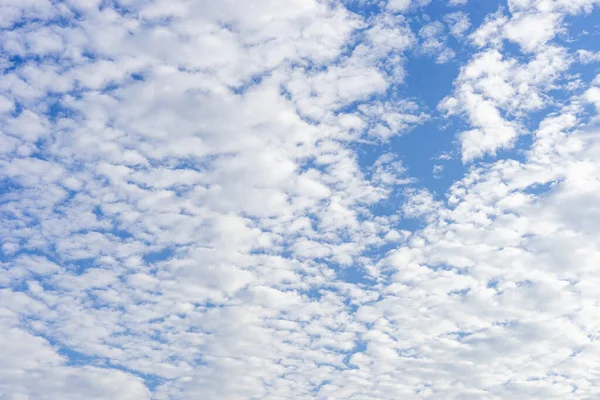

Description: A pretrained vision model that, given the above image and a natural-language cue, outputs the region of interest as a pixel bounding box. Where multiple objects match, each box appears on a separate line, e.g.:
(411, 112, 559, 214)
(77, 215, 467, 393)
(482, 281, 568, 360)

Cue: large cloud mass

(1, 0, 600, 398)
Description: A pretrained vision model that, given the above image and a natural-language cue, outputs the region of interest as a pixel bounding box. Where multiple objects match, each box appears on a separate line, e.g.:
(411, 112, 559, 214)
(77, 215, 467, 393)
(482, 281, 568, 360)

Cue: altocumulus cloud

(1, 0, 600, 398)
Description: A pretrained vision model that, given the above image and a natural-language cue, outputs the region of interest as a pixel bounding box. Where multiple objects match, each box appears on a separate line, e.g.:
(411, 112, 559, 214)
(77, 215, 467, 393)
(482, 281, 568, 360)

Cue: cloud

(442, 0, 581, 161)
(444, 11, 471, 38)
(376, 99, 600, 397)
(418, 20, 456, 63)
(2, 0, 600, 399)
(0, 309, 151, 399)
(387, 0, 432, 12)
(577, 49, 600, 64)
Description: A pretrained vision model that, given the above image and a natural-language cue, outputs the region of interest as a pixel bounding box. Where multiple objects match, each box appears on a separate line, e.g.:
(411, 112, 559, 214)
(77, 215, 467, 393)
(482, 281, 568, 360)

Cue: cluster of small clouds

(441, 0, 600, 161)
(1, 0, 600, 399)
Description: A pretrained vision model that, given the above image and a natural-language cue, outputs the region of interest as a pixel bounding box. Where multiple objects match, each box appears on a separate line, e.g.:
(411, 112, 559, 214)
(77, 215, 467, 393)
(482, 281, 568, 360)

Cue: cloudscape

(2, 0, 600, 398)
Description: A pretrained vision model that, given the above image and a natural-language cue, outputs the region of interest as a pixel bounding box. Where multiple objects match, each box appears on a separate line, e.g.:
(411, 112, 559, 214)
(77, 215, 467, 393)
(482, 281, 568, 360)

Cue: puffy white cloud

(577, 49, 600, 64)
(585, 85, 600, 111)
(387, 0, 432, 12)
(0, 314, 151, 399)
(418, 21, 456, 63)
(2, 0, 600, 399)
(373, 101, 600, 396)
(444, 11, 471, 38)
(443, 0, 585, 161)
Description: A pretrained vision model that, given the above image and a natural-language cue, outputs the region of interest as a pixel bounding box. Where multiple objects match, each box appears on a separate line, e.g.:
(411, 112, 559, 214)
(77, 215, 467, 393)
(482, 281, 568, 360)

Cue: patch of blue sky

(0, 12, 81, 31)
(337, 264, 377, 285)
(91, 205, 134, 239)
(448, 287, 471, 296)
(339, 341, 367, 369)
(342, 0, 383, 17)
(50, 337, 167, 392)
(0, 249, 66, 293)
(0, 177, 19, 197)
(3, 54, 75, 75)
(142, 247, 176, 265)
(519, 180, 557, 197)
(229, 72, 270, 95)
(45, 95, 78, 122)
(385, 0, 600, 202)
(343, 3, 489, 205)
(462, 0, 506, 25)
(561, 6, 600, 43)
(66, 257, 103, 273)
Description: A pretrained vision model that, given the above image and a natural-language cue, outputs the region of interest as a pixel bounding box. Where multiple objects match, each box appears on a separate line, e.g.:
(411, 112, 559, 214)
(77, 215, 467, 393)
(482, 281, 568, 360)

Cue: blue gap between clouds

(50, 338, 166, 391)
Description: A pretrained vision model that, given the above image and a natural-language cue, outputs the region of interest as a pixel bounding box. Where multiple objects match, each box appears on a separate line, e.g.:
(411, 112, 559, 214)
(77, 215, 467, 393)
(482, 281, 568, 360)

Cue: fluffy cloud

(444, 11, 471, 38)
(2, 0, 600, 399)
(418, 21, 456, 63)
(440, 0, 596, 160)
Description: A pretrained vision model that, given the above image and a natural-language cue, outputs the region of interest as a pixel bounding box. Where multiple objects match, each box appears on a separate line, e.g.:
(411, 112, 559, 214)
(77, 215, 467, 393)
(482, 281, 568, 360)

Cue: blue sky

(2, 0, 600, 399)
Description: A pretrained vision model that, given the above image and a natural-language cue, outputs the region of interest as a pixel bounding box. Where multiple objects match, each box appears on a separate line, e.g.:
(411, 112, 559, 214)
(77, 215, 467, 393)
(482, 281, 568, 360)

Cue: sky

(1, 0, 600, 398)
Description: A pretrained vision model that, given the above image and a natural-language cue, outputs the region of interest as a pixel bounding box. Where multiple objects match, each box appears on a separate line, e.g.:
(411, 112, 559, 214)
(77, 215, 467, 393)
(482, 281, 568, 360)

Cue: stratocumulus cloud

(1, 0, 600, 399)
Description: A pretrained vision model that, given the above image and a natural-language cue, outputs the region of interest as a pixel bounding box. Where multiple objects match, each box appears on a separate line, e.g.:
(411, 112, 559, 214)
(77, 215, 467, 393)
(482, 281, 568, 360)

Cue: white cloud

(577, 49, 600, 64)
(0, 314, 151, 399)
(585, 86, 600, 110)
(418, 21, 456, 63)
(375, 100, 600, 397)
(445, 15, 574, 160)
(2, 0, 600, 399)
(503, 11, 562, 52)
(387, 0, 432, 12)
(444, 11, 471, 38)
